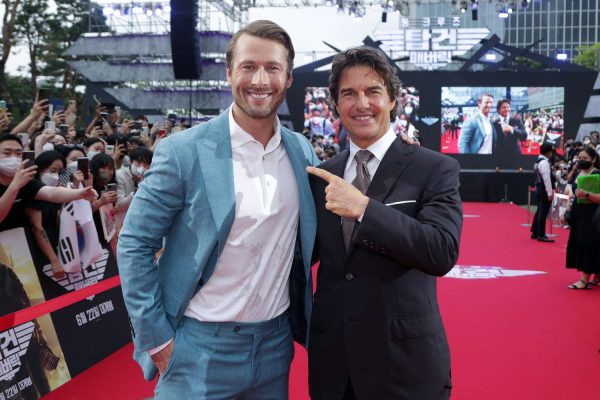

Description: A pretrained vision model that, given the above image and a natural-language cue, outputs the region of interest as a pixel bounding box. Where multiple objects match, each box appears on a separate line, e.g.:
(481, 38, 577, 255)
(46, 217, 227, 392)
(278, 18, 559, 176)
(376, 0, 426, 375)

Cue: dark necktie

(342, 150, 374, 250)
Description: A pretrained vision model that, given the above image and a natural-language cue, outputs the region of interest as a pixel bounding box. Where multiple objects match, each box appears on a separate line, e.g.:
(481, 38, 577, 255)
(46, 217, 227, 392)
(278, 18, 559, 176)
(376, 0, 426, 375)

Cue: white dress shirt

(478, 111, 494, 154)
(537, 155, 553, 195)
(184, 107, 299, 322)
(150, 108, 299, 356)
(344, 127, 397, 185)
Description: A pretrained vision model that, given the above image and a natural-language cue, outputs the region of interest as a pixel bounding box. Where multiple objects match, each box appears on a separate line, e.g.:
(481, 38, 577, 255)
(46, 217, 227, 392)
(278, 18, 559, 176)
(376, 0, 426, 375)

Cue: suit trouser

(531, 192, 551, 238)
(154, 311, 294, 400)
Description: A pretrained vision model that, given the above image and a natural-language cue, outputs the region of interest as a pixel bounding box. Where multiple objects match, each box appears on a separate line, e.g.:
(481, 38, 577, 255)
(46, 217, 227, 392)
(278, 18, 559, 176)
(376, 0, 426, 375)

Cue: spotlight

(164, 4, 171, 13)
(556, 53, 568, 60)
(102, 6, 114, 16)
(325, 0, 333, 6)
(146, 9, 153, 17)
(485, 53, 497, 61)
(471, 0, 478, 20)
(498, 8, 509, 18)
(460, 1, 467, 13)
(132, 6, 144, 15)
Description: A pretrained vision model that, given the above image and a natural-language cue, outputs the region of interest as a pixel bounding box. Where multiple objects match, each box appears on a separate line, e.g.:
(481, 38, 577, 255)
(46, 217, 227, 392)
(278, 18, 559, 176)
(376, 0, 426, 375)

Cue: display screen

(440, 86, 564, 156)
(303, 86, 421, 140)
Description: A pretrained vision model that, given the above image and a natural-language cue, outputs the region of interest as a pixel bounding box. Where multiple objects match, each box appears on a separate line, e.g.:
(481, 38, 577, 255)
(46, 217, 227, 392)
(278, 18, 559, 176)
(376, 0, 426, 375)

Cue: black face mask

(578, 160, 593, 170)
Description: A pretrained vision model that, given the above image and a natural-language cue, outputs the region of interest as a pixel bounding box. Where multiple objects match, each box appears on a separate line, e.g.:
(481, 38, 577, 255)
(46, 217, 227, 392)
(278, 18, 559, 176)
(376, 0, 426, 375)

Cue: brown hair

(226, 20, 295, 75)
(496, 98, 510, 111)
(329, 46, 401, 119)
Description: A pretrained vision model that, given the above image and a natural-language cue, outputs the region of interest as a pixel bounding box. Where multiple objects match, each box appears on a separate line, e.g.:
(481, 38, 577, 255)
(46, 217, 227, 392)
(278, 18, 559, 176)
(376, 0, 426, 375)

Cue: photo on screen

(440, 86, 564, 156)
(303, 86, 421, 149)
(392, 87, 420, 141)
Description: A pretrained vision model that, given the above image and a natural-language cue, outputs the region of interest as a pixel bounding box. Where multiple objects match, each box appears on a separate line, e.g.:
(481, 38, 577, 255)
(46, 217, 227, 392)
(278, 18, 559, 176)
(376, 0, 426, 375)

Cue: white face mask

(311, 117, 323, 125)
(584, 140, 591, 146)
(41, 172, 59, 187)
(42, 142, 54, 152)
(131, 165, 145, 177)
(67, 161, 78, 174)
(87, 151, 101, 160)
(0, 157, 22, 177)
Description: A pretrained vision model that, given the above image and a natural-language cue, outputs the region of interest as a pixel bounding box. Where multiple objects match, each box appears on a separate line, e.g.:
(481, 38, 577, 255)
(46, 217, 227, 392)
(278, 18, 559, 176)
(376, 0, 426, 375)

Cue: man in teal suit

(118, 20, 318, 399)
(458, 93, 496, 154)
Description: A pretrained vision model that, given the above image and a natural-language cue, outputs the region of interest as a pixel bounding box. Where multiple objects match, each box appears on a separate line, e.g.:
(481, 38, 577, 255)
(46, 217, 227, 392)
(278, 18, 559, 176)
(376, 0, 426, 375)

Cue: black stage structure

(287, 35, 598, 204)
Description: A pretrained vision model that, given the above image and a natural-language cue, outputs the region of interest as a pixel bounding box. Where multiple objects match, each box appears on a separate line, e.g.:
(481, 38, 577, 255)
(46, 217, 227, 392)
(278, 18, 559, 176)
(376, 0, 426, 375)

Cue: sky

(4, 4, 403, 76)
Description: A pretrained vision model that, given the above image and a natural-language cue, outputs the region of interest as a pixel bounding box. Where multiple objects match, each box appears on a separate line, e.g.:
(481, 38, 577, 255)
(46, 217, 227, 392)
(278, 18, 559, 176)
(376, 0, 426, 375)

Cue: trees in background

(1, 0, 109, 116)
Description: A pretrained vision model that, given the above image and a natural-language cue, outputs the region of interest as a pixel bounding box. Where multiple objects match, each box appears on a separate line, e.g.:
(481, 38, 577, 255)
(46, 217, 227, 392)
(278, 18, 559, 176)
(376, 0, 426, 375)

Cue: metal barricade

(522, 186, 536, 227)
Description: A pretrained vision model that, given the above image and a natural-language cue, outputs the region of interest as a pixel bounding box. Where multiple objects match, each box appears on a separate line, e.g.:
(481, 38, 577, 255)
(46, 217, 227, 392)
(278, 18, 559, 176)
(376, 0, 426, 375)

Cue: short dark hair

(226, 20, 295, 74)
(478, 93, 493, 104)
(329, 46, 401, 119)
(0, 133, 22, 147)
(83, 137, 104, 149)
(34, 150, 65, 178)
(540, 143, 553, 155)
(496, 99, 510, 111)
(580, 146, 600, 168)
(129, 147, 153, 164)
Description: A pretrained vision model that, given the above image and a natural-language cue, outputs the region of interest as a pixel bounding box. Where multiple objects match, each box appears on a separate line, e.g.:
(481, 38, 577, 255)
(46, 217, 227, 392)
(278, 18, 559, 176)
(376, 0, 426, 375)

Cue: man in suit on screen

(494, 99, 527, 157)
(458, 93, 496, 154)
(306, 47, 463, 400)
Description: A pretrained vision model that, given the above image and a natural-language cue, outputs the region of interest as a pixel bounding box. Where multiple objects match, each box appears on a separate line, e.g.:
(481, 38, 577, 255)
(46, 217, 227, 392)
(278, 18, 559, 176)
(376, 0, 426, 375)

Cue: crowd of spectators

(0, 95, 175, 277)
(545, 132, 600, 289)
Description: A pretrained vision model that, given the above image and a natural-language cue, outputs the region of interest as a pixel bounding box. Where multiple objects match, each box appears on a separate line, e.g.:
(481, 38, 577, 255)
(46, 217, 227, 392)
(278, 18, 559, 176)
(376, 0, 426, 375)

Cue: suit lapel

(281, 129, 317, 273)
(367, 137, 415, 203)
(322, 150, 350, 255)
(196, 110, 235, 253)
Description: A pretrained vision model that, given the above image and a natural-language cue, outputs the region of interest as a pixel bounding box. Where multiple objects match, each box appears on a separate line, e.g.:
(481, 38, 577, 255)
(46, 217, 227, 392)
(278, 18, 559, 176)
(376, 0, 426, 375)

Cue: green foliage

(574, 43, 600, 70)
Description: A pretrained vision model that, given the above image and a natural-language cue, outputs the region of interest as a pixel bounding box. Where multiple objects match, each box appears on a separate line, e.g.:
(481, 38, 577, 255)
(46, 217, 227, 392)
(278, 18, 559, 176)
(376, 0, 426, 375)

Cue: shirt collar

(345, 126, 396, 172)
(228, 105, 281, 151)
(479, 110, 490, 121)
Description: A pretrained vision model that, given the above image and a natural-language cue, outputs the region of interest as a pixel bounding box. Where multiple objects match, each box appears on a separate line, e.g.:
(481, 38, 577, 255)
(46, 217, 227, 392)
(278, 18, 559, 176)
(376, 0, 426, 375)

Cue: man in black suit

(494, 99, 527, 157)
(306, 47, 463, 400)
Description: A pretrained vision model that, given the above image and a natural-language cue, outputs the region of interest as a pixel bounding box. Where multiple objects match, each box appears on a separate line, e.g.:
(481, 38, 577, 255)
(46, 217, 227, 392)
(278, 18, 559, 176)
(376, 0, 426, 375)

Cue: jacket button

(345, 272, 354, 281)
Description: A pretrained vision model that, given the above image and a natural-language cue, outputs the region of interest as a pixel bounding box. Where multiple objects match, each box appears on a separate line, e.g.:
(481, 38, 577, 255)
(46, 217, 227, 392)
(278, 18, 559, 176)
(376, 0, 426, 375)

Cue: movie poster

(0, 228, 72, 399)
(29, 242, 131, 378)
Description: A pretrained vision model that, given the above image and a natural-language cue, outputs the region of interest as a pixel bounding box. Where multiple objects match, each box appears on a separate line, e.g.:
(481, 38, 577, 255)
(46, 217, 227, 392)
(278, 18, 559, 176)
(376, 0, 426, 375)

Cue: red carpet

(43, 203, 600, 399)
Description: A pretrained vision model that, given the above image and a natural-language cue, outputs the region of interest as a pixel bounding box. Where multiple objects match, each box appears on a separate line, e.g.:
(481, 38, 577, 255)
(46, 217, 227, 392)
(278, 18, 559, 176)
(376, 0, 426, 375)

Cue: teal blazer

(457, 113, 497, 154)
(117, 109, 319, 380)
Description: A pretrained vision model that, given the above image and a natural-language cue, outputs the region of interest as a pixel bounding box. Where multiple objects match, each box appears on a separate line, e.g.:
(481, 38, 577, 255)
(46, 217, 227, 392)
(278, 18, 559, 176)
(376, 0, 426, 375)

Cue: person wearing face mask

(83, 137, 106, 161)
(89, 153, 118, 246)
(565, 147, 600, 289)
(0, 134, 98, 232)
(113, 147, 153, 228)
(24, 151, 67, 279)
(304, 106, 334, 139)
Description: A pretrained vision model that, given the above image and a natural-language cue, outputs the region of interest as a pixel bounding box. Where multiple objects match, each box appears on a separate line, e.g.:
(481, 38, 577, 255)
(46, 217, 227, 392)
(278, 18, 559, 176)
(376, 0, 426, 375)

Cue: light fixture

(485, 53, 497, 61)
(325, 0, 333, 6)
(102, 6, 114, 16)
(460, 1, 467, 13)
(498, 8, 509, 18)
(471, 0, 478, 20)
(556, 53, 568, 60)
(132, 6, 144, 14)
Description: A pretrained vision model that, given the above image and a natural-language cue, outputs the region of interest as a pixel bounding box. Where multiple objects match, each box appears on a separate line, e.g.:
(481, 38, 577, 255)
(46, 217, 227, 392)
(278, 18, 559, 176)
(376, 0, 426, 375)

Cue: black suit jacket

(308, 137, 463, 400)
(494, 116, 527, 157)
